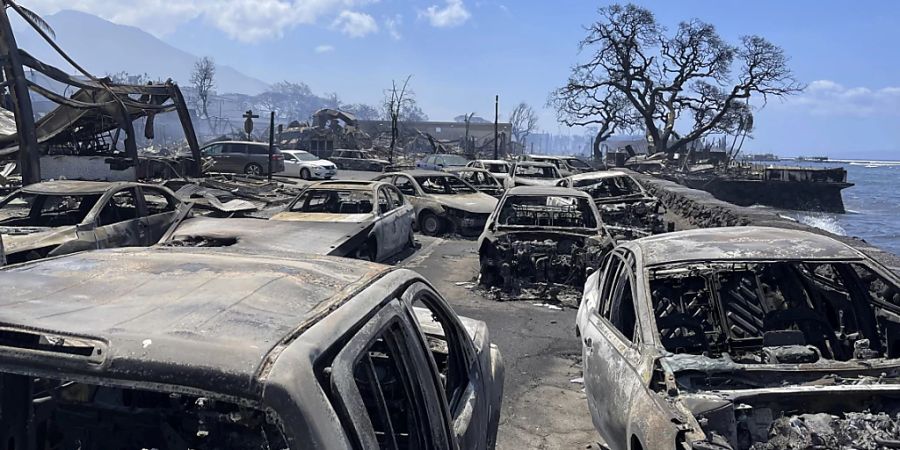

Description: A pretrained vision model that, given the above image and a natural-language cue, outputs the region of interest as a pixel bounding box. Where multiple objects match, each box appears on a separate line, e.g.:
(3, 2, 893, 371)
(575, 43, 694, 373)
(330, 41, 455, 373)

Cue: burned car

(0, 180, 185, 264)
(329, 149, 390, 172)
(467, 159, 511, 181)
(558, 171, 669, 239)
(0, 246, 504, 449)
(447, 167, 506, 198)
(374, 170, 498, 236)
(269, 180, 414, 261)
(478, 186, 614, 291)
(576, 227, 900, 450)
(505, 161, 562, 189)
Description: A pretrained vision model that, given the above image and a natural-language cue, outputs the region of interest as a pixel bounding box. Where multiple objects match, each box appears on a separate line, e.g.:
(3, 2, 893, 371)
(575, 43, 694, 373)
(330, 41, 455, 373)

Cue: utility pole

(493, 95, 499, 160)
(0, 1, 40, 185)
(267, 111, 275, 181)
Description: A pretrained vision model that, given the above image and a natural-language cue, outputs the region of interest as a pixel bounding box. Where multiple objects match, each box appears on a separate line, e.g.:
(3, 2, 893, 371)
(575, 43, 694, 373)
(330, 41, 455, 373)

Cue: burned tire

(356, 238, 378, 262)
(299, 168, 311, 180)
(479, 258, 501, 287)
(244, 163, 263, 176)
(420, 212, 444, 236)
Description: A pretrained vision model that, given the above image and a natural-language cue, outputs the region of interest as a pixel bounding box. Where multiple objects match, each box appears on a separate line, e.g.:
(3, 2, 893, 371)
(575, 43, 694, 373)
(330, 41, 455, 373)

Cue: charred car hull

(479, 231, 606, 291)
(596, 197, 668, 239)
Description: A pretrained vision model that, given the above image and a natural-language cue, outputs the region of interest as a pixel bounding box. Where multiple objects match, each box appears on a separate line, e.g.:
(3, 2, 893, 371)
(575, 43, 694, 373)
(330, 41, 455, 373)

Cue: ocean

(770, 160, 900, 257)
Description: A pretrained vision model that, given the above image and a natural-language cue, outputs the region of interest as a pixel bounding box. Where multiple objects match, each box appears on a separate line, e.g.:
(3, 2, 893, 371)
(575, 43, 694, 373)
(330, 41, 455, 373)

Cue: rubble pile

(749, 412, 900, 450)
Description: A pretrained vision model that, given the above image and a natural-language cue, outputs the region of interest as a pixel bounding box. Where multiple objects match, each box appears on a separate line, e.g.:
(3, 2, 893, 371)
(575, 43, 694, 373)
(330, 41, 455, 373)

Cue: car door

(85, 187, 146, 249)
(387, 185, 414, 243)
(581, 250, 643, 450)
(401, 282, 494, 450)
(328, 300, 452, 450)
(374, 187, 396, 258)
(138, 186, 183, 245)
(282, 152, 300, 176)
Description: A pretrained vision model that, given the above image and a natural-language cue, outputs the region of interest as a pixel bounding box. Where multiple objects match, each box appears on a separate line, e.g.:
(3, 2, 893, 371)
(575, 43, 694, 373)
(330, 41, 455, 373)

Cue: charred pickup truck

(576, 227, 900, 450)
(558, 171, 669, 240)
(0, 180, 185, 264)
(0, 246, 504, 449)
(478, 186, 614, 292)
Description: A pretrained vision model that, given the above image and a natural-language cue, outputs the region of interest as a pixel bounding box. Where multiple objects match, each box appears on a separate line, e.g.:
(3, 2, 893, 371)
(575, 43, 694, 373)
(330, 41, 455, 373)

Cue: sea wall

(627, 171, 900, 272)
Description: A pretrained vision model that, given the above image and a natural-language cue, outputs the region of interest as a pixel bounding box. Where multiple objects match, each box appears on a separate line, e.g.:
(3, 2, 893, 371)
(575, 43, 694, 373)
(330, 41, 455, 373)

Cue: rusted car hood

(166, 216, 373, 257)
(0, 225, 77, 255)
(430, 193, 497, 214)
(271, 211, 375, 224)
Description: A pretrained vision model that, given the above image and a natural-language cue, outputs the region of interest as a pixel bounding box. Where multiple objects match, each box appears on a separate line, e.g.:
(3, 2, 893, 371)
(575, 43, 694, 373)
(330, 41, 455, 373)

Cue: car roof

(0, 247, 389, 399)
(448, 167, 489, 174)
(515, 161, 556, 168)
(568, 171, 630, 182)
(627, 226, 864, 266)
(474, 159, 509, 164)
(396, 169, 456, 177)
(506, 185, 591, 197)
(20, 180, 142, 195)
(307, 180, 382, 190)
(203, 140, 269, 146)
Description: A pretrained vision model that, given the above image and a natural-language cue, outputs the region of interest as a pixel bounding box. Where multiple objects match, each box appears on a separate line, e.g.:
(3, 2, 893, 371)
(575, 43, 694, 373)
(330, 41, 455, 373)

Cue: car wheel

(244, 163, 263, 176)
(419, 212, 443, 236)
(479, 258, 501, 287)
(300, 168, 311, 180)
(356, 238, 378, 262)
(407, 229, 418, 249)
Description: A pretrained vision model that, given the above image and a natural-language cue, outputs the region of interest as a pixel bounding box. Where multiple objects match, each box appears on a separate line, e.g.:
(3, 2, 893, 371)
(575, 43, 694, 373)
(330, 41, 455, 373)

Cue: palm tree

(4, 0, 55, 39)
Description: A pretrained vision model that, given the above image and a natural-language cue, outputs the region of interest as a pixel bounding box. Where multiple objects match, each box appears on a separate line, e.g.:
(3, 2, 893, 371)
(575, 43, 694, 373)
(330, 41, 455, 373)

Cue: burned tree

(559, 3, 803, 156)
(509, 102, 538, 150)
(383, 76, 429, 163)
(190, 56, 216, 119)
(550, 82, 637, 160)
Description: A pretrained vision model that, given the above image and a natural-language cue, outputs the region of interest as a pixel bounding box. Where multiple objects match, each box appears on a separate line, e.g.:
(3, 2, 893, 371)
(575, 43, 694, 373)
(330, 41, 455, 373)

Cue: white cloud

(331, 10, 379, 38)
(787, 79, 900, 117)
(27, 0, 377, 42)
(314, 44, 335, 53)
(420, 0, 471, 28)
(384, 14, 402, 40)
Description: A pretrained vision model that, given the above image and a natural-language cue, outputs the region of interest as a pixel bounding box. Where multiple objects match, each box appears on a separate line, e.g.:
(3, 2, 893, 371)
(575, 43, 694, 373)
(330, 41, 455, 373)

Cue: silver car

(271, 180, 415, 261)
(577, 227, 900, 450)
(278, 150, 337, 180)
(374, 170, 498, 236)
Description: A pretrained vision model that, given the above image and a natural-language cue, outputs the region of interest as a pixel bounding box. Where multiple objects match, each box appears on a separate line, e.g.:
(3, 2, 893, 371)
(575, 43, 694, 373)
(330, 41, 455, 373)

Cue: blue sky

(24, 0, 900, 159)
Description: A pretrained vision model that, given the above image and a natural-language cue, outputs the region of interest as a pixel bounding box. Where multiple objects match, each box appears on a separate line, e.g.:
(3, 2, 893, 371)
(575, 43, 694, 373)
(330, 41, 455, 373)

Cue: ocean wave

(792, 213, 847, 236)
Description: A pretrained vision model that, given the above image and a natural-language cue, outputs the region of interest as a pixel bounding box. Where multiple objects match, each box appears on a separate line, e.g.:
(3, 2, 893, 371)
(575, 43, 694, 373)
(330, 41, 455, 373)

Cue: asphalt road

(397, 237, 600, 449)
(329, 168, 602, 449)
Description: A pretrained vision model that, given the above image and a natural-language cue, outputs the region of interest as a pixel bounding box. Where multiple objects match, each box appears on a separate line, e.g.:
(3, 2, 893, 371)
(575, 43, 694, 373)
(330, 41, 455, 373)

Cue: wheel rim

(423, 216, 439, 234)
(300, 169, 310, 179)
(246, 164, 261, 175)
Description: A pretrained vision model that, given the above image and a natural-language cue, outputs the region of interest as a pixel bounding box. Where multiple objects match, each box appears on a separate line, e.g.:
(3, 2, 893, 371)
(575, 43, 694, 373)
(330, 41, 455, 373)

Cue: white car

(279, 150, 337, 180)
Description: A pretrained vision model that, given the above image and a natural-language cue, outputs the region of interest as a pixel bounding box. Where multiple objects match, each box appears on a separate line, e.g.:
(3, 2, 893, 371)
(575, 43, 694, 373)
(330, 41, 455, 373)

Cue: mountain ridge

(11, 9, 270, 95)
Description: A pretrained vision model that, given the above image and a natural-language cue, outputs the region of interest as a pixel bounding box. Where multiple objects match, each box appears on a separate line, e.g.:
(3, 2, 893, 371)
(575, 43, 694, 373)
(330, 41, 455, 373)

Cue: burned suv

(478, 186, 613, 291)
(0, 247, 504, 449)
(558, 171, 668, 239)
(577, 227, 900, 450)
(0, 180, 185, 264)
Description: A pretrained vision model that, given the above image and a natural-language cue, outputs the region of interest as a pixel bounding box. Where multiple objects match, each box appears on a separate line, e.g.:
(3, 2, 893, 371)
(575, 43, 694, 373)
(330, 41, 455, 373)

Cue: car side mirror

(76, 221, 95, 232)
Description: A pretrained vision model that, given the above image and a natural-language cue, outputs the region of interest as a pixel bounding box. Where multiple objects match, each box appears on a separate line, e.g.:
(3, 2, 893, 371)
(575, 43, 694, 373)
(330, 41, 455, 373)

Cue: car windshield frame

(0, 192, 102, 227)
(288, 188, 375, 214)
(291, 151, 318, 161)
(414, 175, 478, 195)
(515, 164, 559, 179)
(486, 163, 510, 174)
(573, 175, 643, 198)
(495, 194, 598, 230)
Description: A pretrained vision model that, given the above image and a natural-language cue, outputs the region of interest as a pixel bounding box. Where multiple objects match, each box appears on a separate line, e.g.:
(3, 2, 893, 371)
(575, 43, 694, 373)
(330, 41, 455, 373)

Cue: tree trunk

(592, 132, 604, 161)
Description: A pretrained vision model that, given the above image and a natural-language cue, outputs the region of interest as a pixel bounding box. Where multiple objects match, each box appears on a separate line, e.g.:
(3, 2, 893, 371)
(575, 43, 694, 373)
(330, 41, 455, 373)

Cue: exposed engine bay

(480, 232, 605, 292)
(649, 260, 900, 449)
(0, 373, 287, 449)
